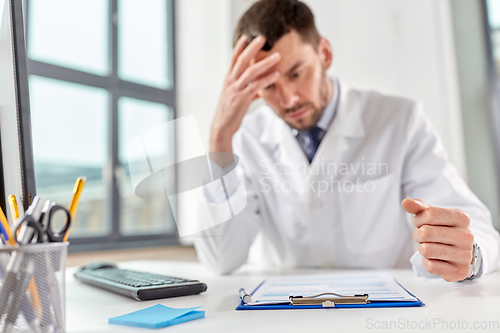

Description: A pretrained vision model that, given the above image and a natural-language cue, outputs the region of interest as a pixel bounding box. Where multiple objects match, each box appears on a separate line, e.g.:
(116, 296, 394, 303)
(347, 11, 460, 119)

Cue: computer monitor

(0, 0, 35, 218)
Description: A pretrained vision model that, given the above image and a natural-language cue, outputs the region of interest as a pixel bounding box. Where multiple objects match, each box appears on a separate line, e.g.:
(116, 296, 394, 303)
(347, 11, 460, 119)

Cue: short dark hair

(233, 0, 320, 51)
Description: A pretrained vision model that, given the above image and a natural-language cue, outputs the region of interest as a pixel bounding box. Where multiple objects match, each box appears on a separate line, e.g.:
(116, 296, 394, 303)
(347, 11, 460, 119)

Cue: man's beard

(283, 72, 330, 131)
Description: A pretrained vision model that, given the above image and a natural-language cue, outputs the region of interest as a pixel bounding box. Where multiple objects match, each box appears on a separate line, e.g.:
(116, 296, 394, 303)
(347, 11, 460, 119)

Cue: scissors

(13, 197, 72, 245)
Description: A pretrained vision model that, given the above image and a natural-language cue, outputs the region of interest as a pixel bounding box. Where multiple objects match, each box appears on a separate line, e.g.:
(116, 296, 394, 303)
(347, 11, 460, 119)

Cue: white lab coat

(194, 79, 500, 276)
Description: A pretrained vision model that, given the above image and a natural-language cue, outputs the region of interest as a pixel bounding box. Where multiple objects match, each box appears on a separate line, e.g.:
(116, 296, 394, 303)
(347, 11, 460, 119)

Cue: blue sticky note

(109, 304, 204, 329)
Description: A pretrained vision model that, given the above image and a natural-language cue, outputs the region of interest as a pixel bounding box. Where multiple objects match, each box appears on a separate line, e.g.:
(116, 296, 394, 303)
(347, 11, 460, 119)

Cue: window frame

(482, 0, 500, 219)
(24, 0, 179, 252)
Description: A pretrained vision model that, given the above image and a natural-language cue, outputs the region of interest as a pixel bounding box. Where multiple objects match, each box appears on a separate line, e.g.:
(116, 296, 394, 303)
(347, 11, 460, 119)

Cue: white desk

(66, 261, 500, 333)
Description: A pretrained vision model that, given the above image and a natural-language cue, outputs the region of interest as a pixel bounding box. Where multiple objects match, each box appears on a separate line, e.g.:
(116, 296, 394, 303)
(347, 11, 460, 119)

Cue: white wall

(307, 0, 467, 178)
(175, 0, 232, 150)
(175, 0, 233, 240)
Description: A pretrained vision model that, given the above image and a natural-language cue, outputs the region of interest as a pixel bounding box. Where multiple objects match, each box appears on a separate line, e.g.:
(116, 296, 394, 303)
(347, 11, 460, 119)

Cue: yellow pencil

(28, 278, 42, 319)
(7, 195, 20, 222)
(8, 195, 20, 238)
(8, 195, 20, 221)
(64, 177, 86, 242)
(0, 206, 16, 246)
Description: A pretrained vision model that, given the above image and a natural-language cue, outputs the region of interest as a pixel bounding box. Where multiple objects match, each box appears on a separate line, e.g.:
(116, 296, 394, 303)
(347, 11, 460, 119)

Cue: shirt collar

(291, 77, 339, 136)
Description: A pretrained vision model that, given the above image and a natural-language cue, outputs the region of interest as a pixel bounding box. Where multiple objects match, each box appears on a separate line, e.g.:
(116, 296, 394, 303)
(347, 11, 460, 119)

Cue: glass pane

(487, 0, 500, 29)
(27, 0, 109, 76)
(30, 76, 109, 237)
(118, 0, 172, 89)
(492, 30, 500, 75)
(118, 97, 175, 235)
(488, 0, 500, 75)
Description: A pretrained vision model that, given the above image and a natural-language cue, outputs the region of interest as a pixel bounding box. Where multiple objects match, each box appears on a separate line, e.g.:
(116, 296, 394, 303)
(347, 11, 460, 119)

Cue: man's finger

(230, 36, 267, 81)
(235, 52, 281, 90)
(401, 198, 429, 215)
(413, 207, 470, 228)
(229, 35, 248, 71)
(413, 224, 473, 246)
(421, 257, 469, 282)
(242, 71, 280, 100)
(418, 242, 471, 264)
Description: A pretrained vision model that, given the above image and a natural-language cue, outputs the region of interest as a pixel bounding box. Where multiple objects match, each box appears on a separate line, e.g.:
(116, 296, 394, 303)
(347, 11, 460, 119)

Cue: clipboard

(236, 280, 424, 310)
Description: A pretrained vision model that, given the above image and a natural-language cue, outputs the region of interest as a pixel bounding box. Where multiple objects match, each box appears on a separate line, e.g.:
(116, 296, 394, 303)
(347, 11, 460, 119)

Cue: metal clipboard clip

(289, 292, 369, 307)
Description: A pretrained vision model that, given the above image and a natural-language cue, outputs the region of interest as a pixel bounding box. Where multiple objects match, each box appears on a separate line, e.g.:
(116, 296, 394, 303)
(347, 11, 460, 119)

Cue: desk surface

(66, 261, 500, 333)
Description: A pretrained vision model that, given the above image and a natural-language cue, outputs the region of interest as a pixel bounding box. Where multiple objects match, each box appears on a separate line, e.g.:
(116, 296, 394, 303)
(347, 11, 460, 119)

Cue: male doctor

(194, 0, 500, 281)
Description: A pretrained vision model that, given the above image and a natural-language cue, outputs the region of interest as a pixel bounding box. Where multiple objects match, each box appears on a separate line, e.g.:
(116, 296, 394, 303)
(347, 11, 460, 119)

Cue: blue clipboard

(236, 280, 424, 310)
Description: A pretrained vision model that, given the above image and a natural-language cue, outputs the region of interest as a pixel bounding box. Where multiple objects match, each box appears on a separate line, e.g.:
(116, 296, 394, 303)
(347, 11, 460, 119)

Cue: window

(25, 0, 178, 250)
(486, 0, 500, 76)
(484, 0, 500, 217)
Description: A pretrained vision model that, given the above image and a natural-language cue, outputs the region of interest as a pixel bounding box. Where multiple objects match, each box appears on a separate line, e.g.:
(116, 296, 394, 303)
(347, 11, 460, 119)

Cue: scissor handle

(13, 215, 44, 245)
(45, 205, 72, 242)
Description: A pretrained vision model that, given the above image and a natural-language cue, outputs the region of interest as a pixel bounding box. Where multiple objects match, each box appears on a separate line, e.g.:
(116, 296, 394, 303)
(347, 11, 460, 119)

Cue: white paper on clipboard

(246, 273, 417, 306)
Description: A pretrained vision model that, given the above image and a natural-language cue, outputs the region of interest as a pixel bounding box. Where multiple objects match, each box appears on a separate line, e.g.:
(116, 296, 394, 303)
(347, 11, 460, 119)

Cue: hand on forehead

(248, 39, 279, 67)
(248, 31, 309, 78)
(243, 48, 280, 83)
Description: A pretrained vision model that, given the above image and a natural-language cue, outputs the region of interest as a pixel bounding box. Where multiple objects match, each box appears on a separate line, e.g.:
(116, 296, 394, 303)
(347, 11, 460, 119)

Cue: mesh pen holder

(0, 242, 68, 333)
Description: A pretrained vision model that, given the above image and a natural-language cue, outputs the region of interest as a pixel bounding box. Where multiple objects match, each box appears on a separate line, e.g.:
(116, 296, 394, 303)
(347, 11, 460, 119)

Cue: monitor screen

(0, 0, 35, 218)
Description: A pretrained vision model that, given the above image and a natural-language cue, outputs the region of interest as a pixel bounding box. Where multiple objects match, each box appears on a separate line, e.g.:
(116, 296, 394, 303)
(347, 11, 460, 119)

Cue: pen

(34, 252, 56, 330)
(64, 176, 86, 242)
(0, 206, 16, 246)
(4, 260, 35, 333)
(9, 196, 43, 318)
(0, 224, 8, 244)
(0, 258, 40, 333)
(239, 288, 252, 304)
(8, 195, 20, 222)
(0, 256, 40, 333)
(0, 198, 42, 319)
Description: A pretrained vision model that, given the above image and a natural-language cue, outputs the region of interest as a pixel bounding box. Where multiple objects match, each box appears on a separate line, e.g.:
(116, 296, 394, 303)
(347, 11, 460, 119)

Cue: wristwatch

(465, 241, 482, 280)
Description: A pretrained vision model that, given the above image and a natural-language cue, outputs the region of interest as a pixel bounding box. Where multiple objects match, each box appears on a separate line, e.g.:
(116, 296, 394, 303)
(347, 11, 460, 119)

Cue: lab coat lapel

(259, 113, 309, 168)
(278, 123, 309, 167)
(313, 79, 366, 165)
